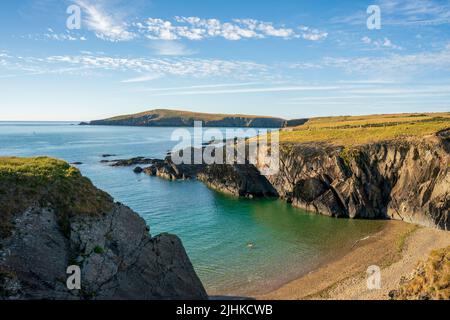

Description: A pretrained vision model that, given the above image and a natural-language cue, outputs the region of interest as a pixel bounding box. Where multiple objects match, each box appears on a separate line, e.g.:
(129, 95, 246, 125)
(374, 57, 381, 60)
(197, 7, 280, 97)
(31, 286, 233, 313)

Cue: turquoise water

(0, 122, 386, 296)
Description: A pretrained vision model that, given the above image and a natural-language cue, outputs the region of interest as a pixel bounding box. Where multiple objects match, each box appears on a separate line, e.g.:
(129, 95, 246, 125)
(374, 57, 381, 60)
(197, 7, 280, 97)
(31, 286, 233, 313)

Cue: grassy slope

(104, 109, 284, 122)
(0, 157, 113, 239)
(280, 112, 450, 146)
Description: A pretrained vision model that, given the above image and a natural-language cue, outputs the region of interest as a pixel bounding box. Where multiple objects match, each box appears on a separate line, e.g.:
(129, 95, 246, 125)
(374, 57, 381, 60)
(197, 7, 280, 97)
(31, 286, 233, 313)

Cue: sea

(0, 121, 386, 296)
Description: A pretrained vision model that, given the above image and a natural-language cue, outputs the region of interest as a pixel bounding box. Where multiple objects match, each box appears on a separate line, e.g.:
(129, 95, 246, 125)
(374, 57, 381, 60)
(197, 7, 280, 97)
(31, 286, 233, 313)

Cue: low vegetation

(280, 112, 450, 146)
(390, 246, 450, 300)
(106, 108, 281, 122)
(0, 157, 113, 239)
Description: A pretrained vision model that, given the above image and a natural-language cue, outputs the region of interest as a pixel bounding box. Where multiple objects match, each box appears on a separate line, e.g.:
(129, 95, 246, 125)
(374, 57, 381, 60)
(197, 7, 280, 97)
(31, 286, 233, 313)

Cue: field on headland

(280, 112, 450, 146)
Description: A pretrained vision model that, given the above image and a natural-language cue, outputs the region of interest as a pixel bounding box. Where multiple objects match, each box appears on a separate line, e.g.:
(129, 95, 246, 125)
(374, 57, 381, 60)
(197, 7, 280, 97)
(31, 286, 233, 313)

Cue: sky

(0, 0, 449, 121)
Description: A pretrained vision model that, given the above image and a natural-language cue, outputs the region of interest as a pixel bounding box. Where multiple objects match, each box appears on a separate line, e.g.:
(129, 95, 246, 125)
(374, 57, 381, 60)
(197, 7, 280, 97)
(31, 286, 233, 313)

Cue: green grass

(396, 225, 419, 255)
(280, 112, 450, 147)
(0, 157, 113, 239)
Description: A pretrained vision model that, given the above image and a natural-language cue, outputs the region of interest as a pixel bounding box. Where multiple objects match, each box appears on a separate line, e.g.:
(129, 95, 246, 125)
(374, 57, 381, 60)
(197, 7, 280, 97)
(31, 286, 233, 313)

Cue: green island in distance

(82, 109, 450, 147)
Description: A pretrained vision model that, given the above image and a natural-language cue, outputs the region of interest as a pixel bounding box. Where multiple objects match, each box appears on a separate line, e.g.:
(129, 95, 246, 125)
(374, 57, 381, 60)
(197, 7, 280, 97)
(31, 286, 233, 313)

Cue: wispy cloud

(291, 43, 450, 76)
(121, 74, 161, 83)
(137, 82, 263, 92)
(379, 0, 450, 26)
(145, 85, 341, 96)
(47, 54, 267, 78)
(43, 28, 87, 41)
(150, 41, 195, 56)
(75, 0, 135, 41)
(0, 52, 268, 79)
(333, 0, 450, 26)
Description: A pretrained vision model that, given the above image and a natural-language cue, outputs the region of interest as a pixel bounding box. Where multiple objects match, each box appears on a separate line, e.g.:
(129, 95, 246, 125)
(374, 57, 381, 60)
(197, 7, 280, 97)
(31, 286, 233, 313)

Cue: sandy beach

(258, 220, 450, 300)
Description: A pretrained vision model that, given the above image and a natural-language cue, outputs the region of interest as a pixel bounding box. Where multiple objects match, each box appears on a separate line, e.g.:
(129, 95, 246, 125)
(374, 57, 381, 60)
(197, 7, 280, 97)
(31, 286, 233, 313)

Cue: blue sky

(0, 0, 449, 120)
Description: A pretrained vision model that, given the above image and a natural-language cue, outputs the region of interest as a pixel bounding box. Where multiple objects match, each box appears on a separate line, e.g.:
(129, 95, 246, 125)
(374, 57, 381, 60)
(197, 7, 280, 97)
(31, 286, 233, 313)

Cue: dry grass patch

(390, 246, 450, 300)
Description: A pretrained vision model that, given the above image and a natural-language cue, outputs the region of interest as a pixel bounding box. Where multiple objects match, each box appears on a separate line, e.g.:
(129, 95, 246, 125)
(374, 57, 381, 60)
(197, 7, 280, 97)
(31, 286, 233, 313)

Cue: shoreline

(257, 220, 450, 300)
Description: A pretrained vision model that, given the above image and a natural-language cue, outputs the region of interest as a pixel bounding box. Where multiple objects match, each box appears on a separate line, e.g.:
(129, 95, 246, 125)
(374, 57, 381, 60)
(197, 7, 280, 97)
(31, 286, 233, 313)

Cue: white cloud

(75, 0, 135, 42)
(298, 26, 328, 41)
(381, 38, 402, 50)
(44, 30, 87, 41)
(362, 36, 372, 45)
(32, 9, 326, 43)
(135, 17, 326, 41)
(361, 36, 402, 50)
(0, 51, 268, 80)
(41, 54, 268, 79)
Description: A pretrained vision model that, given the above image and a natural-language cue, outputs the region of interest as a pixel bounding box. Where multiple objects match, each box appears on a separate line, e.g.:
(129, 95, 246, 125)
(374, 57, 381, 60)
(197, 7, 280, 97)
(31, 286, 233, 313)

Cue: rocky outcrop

(135, 149, 278, 197)
(106, 133, 449, 230)
(261, 135, 449, 230)
(197, 164, 278, 198)
(101, 157, 158, 167)
(105, 146, 278, 197)
(0, 157, 207, 300)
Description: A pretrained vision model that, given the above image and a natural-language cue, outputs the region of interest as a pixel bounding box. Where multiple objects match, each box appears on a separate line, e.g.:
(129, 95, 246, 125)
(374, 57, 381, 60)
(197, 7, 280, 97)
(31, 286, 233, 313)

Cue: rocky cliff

(260, 134, 449, 230)
(0, 157, 207, 300)
(121, 132, 449, 230)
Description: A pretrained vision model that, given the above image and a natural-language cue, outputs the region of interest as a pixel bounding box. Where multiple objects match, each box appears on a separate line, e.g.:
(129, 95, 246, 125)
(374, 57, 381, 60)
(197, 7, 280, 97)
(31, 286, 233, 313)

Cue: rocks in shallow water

(133, 166, 143, 174)
(101, 157, 158, 167)
(71, 162, 83, 165)
(113, 151, 278, 198)
(101, 154, 116, 158)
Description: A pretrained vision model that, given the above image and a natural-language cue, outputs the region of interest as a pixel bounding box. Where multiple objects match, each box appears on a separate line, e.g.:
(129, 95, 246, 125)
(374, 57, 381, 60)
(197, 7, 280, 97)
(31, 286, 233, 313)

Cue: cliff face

(0, 157, 207, 300)
(117, 133, 448, 230)
(261, 135, 449, 230)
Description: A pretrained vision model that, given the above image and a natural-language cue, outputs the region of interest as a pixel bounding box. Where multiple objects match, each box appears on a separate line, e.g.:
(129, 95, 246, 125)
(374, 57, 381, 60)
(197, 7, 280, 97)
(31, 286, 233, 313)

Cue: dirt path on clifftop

(257, 221, 450, 300)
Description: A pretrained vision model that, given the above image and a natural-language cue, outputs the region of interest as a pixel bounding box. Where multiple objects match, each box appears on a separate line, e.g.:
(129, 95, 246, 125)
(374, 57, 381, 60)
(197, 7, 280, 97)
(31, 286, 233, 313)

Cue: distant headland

(80, 109, 307, 128)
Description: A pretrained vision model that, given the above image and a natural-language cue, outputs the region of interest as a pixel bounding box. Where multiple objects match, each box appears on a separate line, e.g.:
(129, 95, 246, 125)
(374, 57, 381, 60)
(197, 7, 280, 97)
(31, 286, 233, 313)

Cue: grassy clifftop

(280, 112, 450, 146)
(0, 157, 113, 239)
